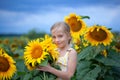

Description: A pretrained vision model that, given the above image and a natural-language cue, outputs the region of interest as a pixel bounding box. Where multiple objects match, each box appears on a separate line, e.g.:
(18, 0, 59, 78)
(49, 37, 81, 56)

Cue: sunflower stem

(43, 72, 47, 80)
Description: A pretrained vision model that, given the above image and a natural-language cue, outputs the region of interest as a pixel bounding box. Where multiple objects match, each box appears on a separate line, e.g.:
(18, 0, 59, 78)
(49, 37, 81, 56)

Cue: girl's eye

(52, 34, 63, 39)
(52, 36, 56, 39)
(58, 35, 63, 38)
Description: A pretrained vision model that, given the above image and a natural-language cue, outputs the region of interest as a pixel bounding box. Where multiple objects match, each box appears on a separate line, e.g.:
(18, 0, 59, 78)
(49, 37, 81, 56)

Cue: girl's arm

(37, 49, 77, 80)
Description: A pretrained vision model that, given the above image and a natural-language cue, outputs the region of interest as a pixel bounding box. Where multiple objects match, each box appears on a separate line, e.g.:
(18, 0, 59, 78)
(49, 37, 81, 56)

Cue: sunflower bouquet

(24, 34, 59, 79)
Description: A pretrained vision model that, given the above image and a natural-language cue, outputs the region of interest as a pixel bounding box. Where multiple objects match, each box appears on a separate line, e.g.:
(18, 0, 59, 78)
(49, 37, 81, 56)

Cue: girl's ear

(68, 35, 72, 44)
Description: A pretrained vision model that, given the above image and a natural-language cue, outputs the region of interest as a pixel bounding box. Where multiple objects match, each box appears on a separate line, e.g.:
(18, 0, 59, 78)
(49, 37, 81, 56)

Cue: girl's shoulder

(67, 48, 77, 55)
(67, 48, 77, 61)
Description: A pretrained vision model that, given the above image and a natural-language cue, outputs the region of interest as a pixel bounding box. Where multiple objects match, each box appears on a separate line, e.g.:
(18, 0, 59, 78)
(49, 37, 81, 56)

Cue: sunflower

(113, 41, 120, 52)
(24, 35, 59, 70)
(47, 44, 59, 61)
(84, 25, 113, 46)
(26, 64, 36, 71)
(72, 38, 81, 53)
(0, 39, 2, 44)
(3, 39, 9, 45)
(24, 39, 49, 68)
(64, 13, 87, 42)
(0, 48, 16, 80)
(101, 50, 108, 57)
(74, 44, 81, 53)
(40, 35, 59, 61)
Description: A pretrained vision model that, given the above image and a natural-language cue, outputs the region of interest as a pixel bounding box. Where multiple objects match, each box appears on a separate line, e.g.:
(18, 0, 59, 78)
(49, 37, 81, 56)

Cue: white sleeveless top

(56, 48, 72, 80)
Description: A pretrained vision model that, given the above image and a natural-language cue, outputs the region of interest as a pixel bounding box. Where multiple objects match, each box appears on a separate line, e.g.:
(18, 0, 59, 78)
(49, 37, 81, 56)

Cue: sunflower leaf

(78, 46, 102, 61)
(83, 65, 101, 80)
(104, 75, 114, 80)
(77, 60, 91, 71)
(33, 76, 42, 80)
(23, 73, 32, 80)
(95, 53, 120, 67)
(81, 15, 90, 19)
(76, 60, 91, 79)
(39, 59, 48, 66)
(77, 64, 101, 80)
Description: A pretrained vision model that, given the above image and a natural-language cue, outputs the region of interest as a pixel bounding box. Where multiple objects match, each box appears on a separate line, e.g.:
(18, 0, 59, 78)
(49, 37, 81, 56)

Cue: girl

(37, 21, 77, 80)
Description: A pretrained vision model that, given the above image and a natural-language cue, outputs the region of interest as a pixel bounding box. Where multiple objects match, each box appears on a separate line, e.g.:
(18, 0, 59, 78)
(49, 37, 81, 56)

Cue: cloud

(0, 4, 120, 34)
(0, 0, 120, 13)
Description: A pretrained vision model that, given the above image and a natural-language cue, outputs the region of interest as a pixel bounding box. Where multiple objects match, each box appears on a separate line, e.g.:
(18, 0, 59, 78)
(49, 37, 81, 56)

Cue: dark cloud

(0, 0, 120, 34)
(0, 0, 120, 12)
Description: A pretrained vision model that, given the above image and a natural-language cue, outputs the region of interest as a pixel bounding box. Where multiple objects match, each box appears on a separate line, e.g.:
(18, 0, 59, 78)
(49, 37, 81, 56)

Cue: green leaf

(77, 61, 91, 79)
(108, 28, 112, 30)
(23, 73, 32, 80)
(81, 15, 90, 19)
(95, 52, 120, 67)
(77, 65, 101, 80)
(104, 75, 114, 80)
(82, 65, 101, 80)
(17, 71, 26, 76)
(32, 70, 40, 76)
(39, 59, 48, 66)
(77, 68, 90, 79)
(16, 58, 26, 72)
(51, 64, 61, 70)
(77, 61, 91, 71)
(33, 76, 42, 80)
(78, 46, 102, 61)
(112, 67, 120, 78)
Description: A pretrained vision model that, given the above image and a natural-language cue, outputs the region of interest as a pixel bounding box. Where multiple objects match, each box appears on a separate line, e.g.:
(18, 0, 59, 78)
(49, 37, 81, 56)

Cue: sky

(0, 0, 120, 34)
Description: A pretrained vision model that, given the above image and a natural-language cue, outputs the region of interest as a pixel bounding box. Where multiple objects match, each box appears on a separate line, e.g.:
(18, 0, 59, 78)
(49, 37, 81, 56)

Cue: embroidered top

(56, 48, 72, 80)
(56, 48, 72, 71)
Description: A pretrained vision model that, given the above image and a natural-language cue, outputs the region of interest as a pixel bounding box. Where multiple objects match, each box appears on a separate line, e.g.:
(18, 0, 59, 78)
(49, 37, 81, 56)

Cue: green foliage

(76, 44, 120, 80)
(23, 29, 47, 40)
(77, 46, 103, 61)
(39, 58, 48, 66)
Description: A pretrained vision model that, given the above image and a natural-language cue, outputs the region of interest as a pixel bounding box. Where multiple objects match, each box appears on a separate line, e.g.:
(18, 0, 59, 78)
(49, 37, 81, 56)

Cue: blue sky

(0, 0, 120, 34)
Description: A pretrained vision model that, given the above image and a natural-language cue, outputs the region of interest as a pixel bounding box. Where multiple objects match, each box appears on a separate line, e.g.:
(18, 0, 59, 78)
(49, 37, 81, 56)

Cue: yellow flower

(0, 39, 2, 44)
(10, 43, 17, 48)
(3, 39, 9, 45)
(101, 50, 108, 57)
(0, 48, 16, 80)
(41, 35, 59, 61)
(84, 25, 113, 46)
(64, 13, 87, 41)
(24, 39, 49, 68)
(26, 64, 36, 71)
(72, 38, 81, 53)
(113, 41, 120, 52)
(24, 35, 59, 70)
(74, 45, 81, 53)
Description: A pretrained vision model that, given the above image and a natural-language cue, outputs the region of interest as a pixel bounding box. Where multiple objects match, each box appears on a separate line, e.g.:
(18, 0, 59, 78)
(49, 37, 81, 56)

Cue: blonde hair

(50, 21, 71, 44)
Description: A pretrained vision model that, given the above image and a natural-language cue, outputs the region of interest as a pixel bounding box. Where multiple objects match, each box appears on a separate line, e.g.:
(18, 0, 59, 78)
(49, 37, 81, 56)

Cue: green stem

(43, 72, 48, 80)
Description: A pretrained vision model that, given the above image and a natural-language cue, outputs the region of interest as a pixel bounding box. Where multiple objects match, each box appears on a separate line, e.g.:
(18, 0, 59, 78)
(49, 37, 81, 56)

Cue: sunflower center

(69, 18, 82, 32)
(90, 28, 107, 41)
(115, 42, 120, 49)
(0, 56, 10, 72)
(31, 46, 43, 59)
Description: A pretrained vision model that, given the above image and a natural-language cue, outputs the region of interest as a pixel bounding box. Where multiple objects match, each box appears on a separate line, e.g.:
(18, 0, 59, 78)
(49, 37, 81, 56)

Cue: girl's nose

(55, 38, 60, 43)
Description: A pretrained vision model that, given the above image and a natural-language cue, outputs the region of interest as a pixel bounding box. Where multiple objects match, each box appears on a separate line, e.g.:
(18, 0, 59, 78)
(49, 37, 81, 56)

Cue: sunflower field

(0, 13, 120, 80)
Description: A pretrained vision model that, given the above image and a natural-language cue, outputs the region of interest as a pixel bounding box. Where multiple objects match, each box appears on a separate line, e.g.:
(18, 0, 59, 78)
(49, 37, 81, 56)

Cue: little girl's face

(51, 27, 70, 48)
